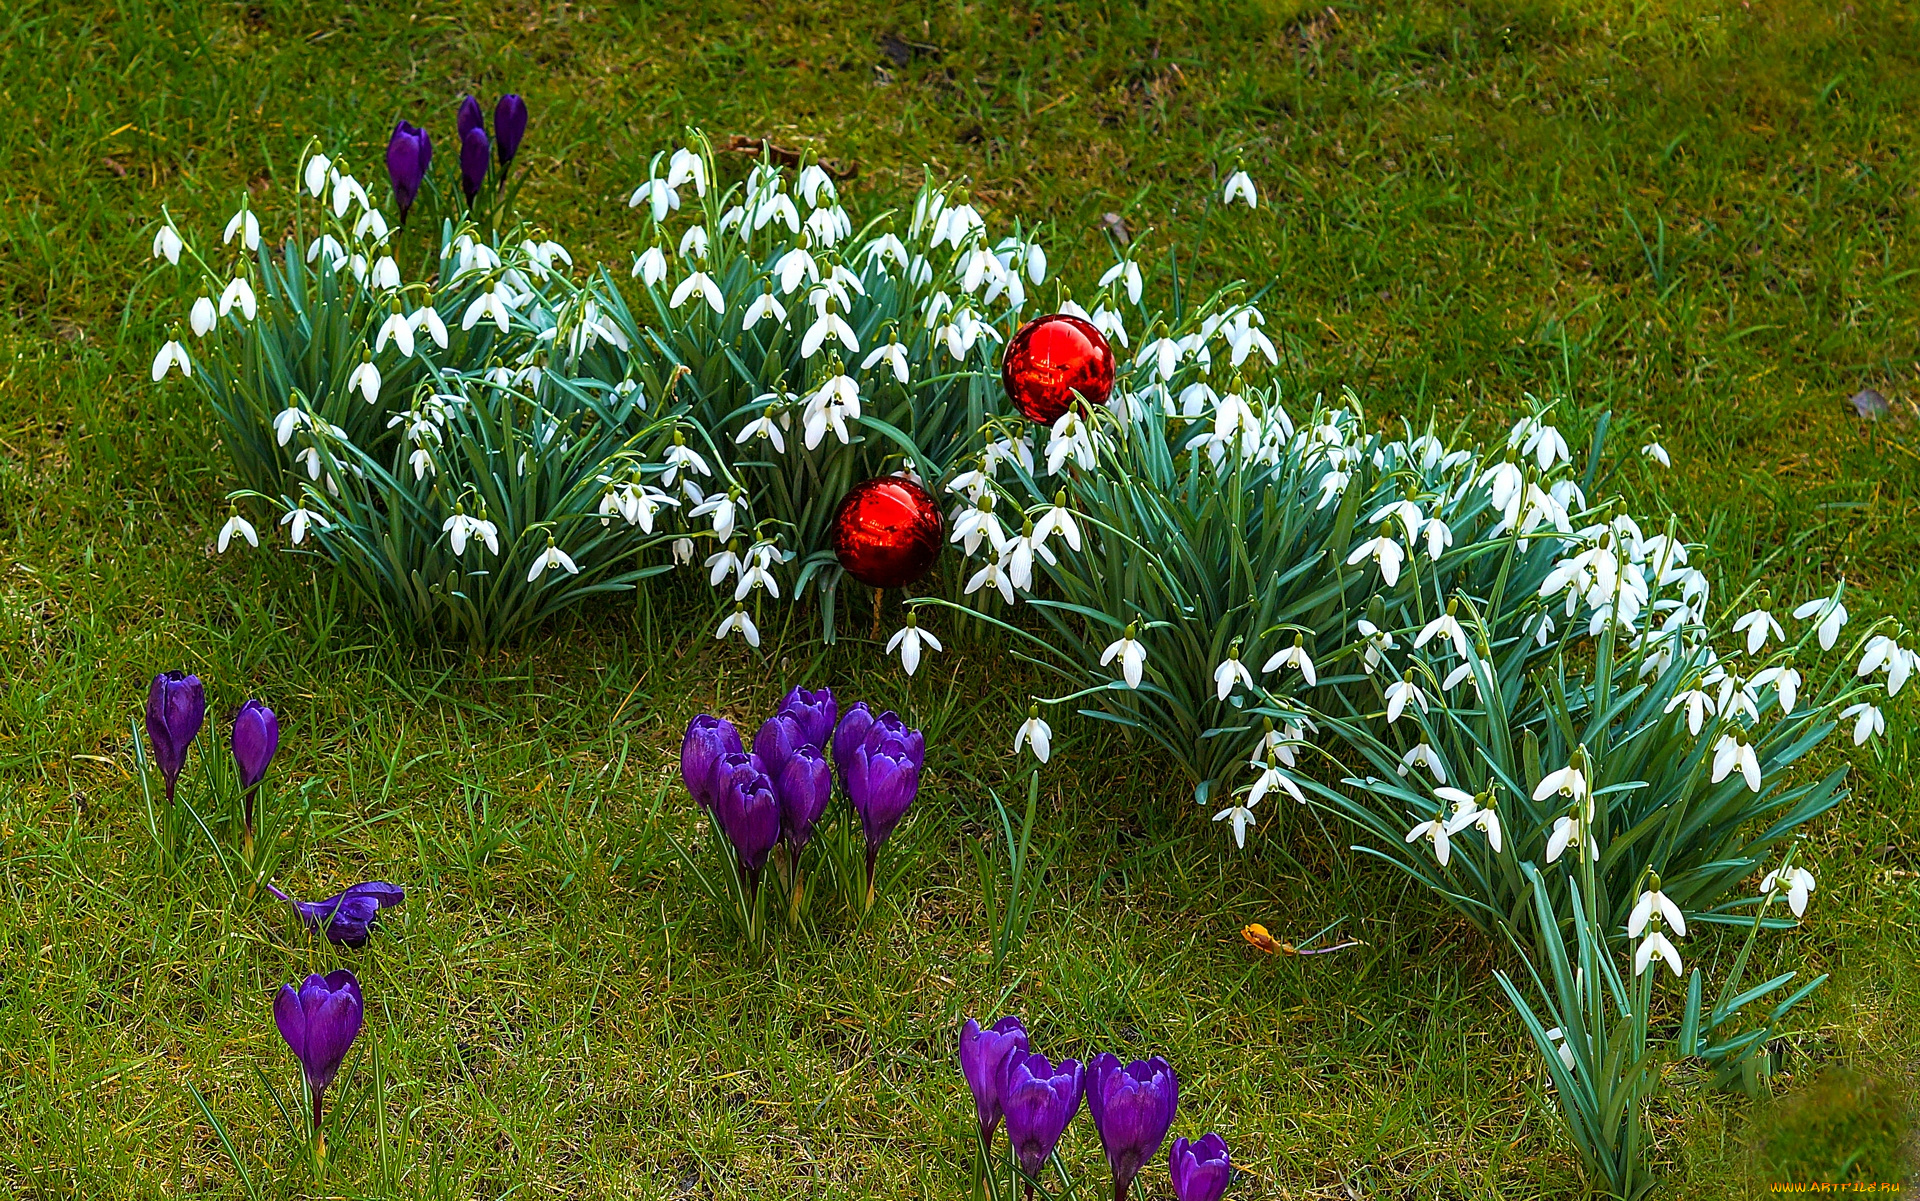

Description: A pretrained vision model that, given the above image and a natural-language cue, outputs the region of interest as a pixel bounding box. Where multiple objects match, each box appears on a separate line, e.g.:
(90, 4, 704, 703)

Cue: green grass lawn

(3, 0, 1918, 1196)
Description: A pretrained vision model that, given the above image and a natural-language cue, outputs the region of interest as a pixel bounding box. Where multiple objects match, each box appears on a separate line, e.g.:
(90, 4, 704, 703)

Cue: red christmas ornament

(1001, 313, 1116, 425)
(831, 477, 944, 589)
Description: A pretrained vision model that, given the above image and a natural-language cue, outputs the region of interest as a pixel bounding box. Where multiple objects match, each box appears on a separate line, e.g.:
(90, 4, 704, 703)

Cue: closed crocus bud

(1001, 1050, 1085, 1182)
(774, 744, 832, 853)
(231, 699, 279, 792)
(713, 754, 780, 878)
(1086, 1054, 1179, 1201)
(847, 733, 921, 853)
(863, 708, 926, 772)
(385, 121, 432, 220)
(1169, 1133, 1231, 1201)
(778, 685, 838, 751)
(681, 715, 743, 811)
(459, 126, 489, 203)
(753, 713, 805, 781)
(268, 881, 405, 948)
(456, 94, 485, 145)
(960, 1016, 1030, 1145)
(831, 702, 874, 778)
(274, 969, 364, 1140)
(145, 670, 206, 803)
(493, 94, 528, 166)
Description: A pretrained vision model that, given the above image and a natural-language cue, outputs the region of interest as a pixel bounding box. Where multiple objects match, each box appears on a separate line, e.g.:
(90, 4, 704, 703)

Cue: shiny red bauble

(831, 477, 944, 589)
(1001, 313, 1116, 425)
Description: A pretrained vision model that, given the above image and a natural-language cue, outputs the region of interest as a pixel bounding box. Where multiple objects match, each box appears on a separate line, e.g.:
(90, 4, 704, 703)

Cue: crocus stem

(312, 1086, 324, 1142)
(863, 843, 878, 913)
(1114, 1177, 1129, 1201)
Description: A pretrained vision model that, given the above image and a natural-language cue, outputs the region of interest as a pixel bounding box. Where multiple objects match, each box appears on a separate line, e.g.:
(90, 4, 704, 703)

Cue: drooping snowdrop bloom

(1533, 762, 1590, 808)
(217, 506, 258, 552)
(188, 296, 217, 337)
(1544, 805, 1598, 864)
(1399, 742, 1446, 783)
(1792, 593, 1848, 650)
(1414, 609, 1471, 659)
(408, 302, 449, 352)
(676, 224, 709, 261)
(735, 406, 788, 454)
(1441, 661, 1483, 698)
(1139, 333, 1183, 382)
(667, 146, 708, 197)
(367, 253, 400, 291)
(1222, 168, 1258, 208)
(442, 508, 500, 557)
(715, 602, 760, 648)
(1346, 529, 1405, 587)
(1098, 258, 1143, 305)
(632, 244, 668, 287)
(1633, 927, 1682, 978)
(1213, 648, 1255, 702)
(1261, 636, 1317, 687)
(525, 537, 579, 584)
(950, 496, 1008, 557)
(462, 281, 515, 332)
(219, 276, 258, 321)
(1840, 701, 1885, 745)
(331, 171, 371, 218)
(1014, 704, 1051, 763)
(1212, 795, 1258, 848)
(670, 270, 725, 315)
(375, 306, 415, 358)
(801, 370, 861, 449)
(1100, 624, 1148, 689)
(1224, 314, 1277, 368)
(689, 488, 742, 542)
(742, 287, 786, 330)
(152, 223, 184, 264)
(1045, 409, 1099, 475)
(151, 334, 192, 381)
(1542, 1027, 1578, 1071)
(1710, 734, 1762, 792)
(705, 544, 743, 588)
(1422, 516, 1454, 560)
(1627, 884, 1687, 940)
(1664, 686, 1716, 737)
(1858, 634, 1913, 696)
(1642, 441, 1670, 467)
(965, 554, 1017, 605)
(1404, 807, 1453, 867)
(1750, 665, 1801, 716)
(1032, 493, 1083, 553)
(1732, 607, 1784, 655)
(1245, 753, 1305, 806)
(887, 612, 943, 677)
(861, 338, 910, 384)
(346, 355, 381, 405)
(1369, 497, 1425, 542)
(733, 554, 780, 601)
(660, 434, 710, 487)
(1759, 864, 1816, 917)
(1441, 788, 1503, 853)
(1383, 673, 1428, 725)
(629, 176, 681, 221)
(801, 308, 858, 358)
(223, 207, 261, 252)
(279, 507, 327, 545)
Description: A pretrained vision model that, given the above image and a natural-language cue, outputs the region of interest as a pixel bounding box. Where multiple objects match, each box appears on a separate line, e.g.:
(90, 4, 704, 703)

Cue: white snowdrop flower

(1369, 498, 1425, 541)
(1664, 687, 1715, 736)
(1213, 797, 1258, 849)
(1520, 421, 1570, 470)
(1045, 410, 1099, 475)
(632, 245, 668, 287)
(1032, 496, 1083, 553)
(1442, 788, 1503, 853)
(375, 308, 415, 358)
(1226, 315, 1277, 368)
(1315, 470, 1350, 510)
(661, 437, 711, 487)
(1750, 666, 1801, 716)
(734, 559, 780, 601)
(670, 270, 725, 315)
(736, 409, 788, 454)
(689, 489, 742, 542)
(1628, 886, 1687, 940)
(1384, 673, 1428, 724)
(742, 288, 786, 330)
(1633, 928, 1682, 978)
(676, 224, 710, 261)
(1760, 865, 1816, 917)
(150, 337, 191, 381)
(1840, 701, 1885, 746)
(774, 246, 820, 295)
(802, 309, 859, 358)
(1089, 304, 1129, 349)
(705, 546, 743, 587)
(1642, 442, 1670, 468)
(1245, 755, 1306, 806)
(862, 339, 910, 384)
(307, 234, 347, 270)
(1214, 651, 1255, 702)
(1858, 634, 1913, 696)
(1024, 241, 1048, 284)
(331, 173, 370, 218)
(1013, 704, 1051, 763)
(1100, 625, 1148, 689)
(353, 207, 391, 244)
(1543, 1027, 1577, 1071)
(223, 208, 261, 252)
(965, 554, 1017, 605)
(1414, 611, 1471, 659)
(216, 507, 258, 552)
(408, 446, 435, 481)
(1099, 258, 1143, 305)
(525, 539, 580, 583)
(1138, 334, 1183, 382)
(984, 433, 1035, 476)
(1792, 593, 1848, 650)
(347, 357, 381, 404)
(279, 507, 326, 545)
(1421, 517, 1454, 560)
(1404, 809, 1453, 867)
(152, 223, 184, 264)
(1534, 762, 1590, 806)
(1398, 742, 1447, 783)
(629, 177, 681, 222)
(802, 371, 861, 449)
(666, 146, 708, 197)
(887, 613, 944, 677)
(442, 510, 498, 557)
(303, 153, 332, 198)
(1711, 734, 1762, 792)
(410, 304, 449, 351)
(1732, 608, 1784, 655)
(757, 191, 801, 234)
(1714, 673, 1761, 725)
(795, 162, 835, 207)
(462, 283, 514, 332)
(1003, 526, 1055, 593)
(715, 603, 760, 647)
(1223, 169, 1258, 208)
(1346, 531, 1405, 586)
(672, 538, 695, 566)
(218, 276, 258, 321)
(1261, 637, 1317, 687)
(1354, 619, 1397, 675)
(369, 254, 401, 291)
(189, 296, 217, 337)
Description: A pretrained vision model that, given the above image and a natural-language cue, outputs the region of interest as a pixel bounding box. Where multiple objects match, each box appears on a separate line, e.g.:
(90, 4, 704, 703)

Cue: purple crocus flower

(1001, 1050, 1084, 1187)
(778, 685, 838, 751)
(753, 713, 806, 781)
(385, 121, 432, 220)
(846, 718, 923, 852)
(459, 126, 489, 203)
(145, 670, 206, 803)
(493, 94, 528, 167)
(1169, 1133, 1231, 1201)
(274, 969, 364, 1141)
(959, 1016, 1030, 1147)
(681, 715, 743, 811)
(231, 699, 278, 792)
(267, 880, 405, 948)
(773, 744, 832, 853)
(456, 94, 485, 145)
(830, 701, 874, 778)
(1086, 1054, 1179, 1201)
(713, 753, 780, 882)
